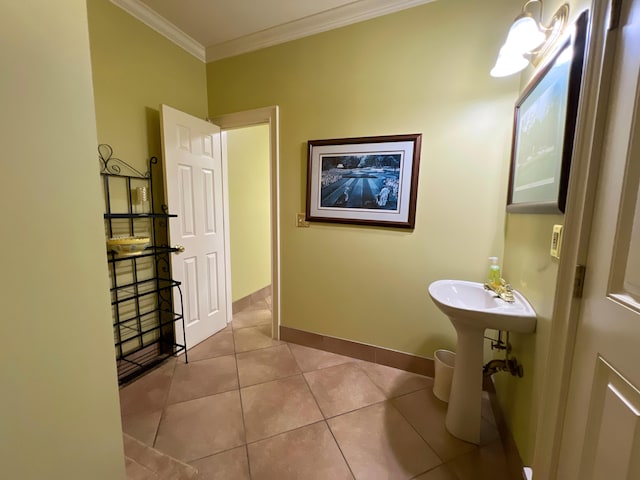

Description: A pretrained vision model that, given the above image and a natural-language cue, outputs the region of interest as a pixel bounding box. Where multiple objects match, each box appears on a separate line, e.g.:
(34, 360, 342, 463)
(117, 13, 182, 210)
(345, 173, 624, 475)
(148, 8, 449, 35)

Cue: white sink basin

(428, 279, 536, 444)
(428, 280, 536, 333)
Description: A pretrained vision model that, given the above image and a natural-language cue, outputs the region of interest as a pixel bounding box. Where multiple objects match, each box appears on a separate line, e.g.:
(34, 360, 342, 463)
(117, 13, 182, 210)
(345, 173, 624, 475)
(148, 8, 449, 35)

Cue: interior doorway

(210, 106, 280, 339)
(225, 124, 272, 310)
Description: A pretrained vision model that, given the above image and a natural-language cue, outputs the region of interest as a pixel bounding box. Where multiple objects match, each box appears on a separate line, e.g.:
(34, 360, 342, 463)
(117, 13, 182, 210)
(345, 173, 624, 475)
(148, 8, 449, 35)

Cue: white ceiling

(111, 0, 435, 62)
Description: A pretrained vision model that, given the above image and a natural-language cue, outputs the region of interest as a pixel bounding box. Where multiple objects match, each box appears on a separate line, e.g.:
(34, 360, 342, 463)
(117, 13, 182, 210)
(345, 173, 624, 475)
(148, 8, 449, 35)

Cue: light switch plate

(296, 213, 310, 228)
(551, 224, 563, 259)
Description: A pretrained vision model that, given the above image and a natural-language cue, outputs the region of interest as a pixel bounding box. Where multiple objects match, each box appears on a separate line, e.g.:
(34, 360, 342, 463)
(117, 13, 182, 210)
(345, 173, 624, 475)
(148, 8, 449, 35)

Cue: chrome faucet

(484, 279, 515, 303)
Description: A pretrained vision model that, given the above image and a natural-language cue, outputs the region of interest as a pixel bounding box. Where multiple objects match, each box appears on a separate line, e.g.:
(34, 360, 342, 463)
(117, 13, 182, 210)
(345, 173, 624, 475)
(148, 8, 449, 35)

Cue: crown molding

(110, 0, 206, 62)
(205, 0, 435, 62)
(111, 0, 434, 64)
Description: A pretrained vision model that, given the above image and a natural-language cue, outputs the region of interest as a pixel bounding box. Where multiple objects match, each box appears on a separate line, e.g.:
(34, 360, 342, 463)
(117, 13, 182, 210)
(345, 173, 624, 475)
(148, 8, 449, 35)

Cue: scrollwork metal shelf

(99, 144, 187, 386)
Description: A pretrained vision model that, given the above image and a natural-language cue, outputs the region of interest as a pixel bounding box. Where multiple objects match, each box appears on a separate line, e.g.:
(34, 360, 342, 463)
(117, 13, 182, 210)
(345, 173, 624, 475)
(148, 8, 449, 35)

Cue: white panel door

(557, 1, 640, 478)
(160, 104, 228, 349)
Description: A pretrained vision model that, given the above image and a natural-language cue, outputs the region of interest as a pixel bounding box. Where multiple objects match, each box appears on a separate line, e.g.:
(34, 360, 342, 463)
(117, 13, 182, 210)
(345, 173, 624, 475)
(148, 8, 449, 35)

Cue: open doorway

(211, 106, 280, 339)
(226, 124, 272, 315)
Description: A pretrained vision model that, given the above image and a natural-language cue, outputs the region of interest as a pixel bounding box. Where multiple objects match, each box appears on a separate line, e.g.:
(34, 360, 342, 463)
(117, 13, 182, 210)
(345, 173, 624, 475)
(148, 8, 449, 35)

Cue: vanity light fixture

(491, 0, 569, 77)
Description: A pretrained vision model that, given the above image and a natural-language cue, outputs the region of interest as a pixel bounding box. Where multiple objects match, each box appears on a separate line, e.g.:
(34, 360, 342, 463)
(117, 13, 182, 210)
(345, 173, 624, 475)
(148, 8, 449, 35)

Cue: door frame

(209, 106, 281, 339)
(533, 1, 622, 477)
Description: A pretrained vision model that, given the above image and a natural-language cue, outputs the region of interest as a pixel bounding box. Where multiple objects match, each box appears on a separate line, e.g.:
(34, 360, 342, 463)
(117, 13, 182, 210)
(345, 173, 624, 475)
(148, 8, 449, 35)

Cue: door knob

(173, 245, 185, 254)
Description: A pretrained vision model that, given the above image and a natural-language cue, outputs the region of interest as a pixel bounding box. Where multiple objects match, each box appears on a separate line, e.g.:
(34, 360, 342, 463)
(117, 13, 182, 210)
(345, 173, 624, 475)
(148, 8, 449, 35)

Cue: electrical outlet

(296, 213, 310, 228)
(550, 224, 563, 259)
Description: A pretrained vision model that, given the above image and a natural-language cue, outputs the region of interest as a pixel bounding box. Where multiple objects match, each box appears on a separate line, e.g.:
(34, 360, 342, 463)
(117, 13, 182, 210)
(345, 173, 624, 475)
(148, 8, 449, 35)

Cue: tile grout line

(238, 366, 303, 390)
(241, 419, 325, 447)
(162, 376, 240, 407)
(181, 332, 234, 364)
(231, 319, 272, 331)
(298, 353, 428, 422)
(391, 390, 486, 474)
(391, 390, 451, 467)
(185, 444, 244, 465)
(296, 347, 357, 480)
(408, 462, 463, 480)
(351, 359, 395, 400)
(233, 321, 283, 355)
(243, 440, 252, 480)
(151, 358, 180, 450)
(236, 385, 253, 480)
(230, 316, 254, 480)
(323, 419, 357, 480)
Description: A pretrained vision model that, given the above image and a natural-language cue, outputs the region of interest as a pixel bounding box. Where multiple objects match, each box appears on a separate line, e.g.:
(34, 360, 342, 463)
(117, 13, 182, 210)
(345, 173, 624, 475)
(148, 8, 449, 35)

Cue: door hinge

(574, 265, 587, 298)
(609, 0, 623, 31)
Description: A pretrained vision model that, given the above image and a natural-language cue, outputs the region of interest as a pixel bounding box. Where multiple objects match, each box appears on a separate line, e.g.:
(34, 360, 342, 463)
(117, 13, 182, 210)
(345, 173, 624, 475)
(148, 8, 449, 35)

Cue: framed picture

(507, 11, 588, 214)
(306, 134, 422, 228)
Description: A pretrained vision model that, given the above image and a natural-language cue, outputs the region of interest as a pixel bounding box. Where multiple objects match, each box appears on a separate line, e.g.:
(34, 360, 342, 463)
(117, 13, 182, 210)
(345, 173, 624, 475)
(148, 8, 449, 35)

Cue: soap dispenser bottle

(488, 257, 501, 287)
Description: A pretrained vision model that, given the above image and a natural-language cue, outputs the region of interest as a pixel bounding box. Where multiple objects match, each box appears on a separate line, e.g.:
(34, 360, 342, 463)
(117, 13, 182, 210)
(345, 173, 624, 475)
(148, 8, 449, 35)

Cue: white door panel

(557, 1, 640, 478)
(160, 104, 228, 349)
(580, 357, 640, 479)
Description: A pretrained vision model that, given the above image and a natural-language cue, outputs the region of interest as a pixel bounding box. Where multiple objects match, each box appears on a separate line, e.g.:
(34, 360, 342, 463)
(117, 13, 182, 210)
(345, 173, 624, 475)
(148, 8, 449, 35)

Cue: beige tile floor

(120, 298, 514, 480)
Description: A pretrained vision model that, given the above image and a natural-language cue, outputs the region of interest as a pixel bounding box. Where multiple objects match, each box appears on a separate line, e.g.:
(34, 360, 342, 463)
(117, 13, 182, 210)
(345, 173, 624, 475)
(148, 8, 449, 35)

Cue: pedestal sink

(428, 279, 536, 444)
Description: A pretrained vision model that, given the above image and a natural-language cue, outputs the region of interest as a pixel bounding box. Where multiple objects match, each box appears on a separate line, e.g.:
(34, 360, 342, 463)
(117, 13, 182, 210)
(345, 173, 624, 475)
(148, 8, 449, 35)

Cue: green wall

(207, 0, 521, 357)
(227, 125, 272, 301)
(0, 1, 125, 477)
(497, 0, 592, 464)
(87, 0, 208, 171)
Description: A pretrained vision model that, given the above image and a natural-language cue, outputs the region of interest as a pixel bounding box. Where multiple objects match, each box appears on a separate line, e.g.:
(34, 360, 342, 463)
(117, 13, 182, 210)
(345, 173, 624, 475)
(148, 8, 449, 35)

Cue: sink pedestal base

(428, 279, 537, 444)
(445, 324, 484, 444)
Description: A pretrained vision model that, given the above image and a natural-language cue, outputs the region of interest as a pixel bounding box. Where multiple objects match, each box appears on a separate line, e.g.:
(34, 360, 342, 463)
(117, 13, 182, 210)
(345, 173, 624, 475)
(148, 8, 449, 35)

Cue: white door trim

(209, 106, 281, 339)
(533, 2, 621, 478)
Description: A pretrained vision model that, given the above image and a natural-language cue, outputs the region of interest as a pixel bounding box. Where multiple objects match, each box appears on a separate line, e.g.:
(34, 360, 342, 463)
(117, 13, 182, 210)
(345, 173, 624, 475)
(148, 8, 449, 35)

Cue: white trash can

(433, 349, 456, 403)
